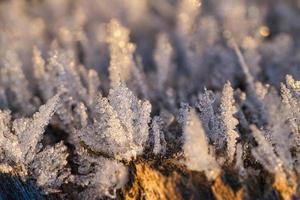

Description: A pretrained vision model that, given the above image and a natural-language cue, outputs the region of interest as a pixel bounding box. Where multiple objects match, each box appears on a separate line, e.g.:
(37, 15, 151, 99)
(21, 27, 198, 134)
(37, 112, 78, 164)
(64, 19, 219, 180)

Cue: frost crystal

(183, 107, 220, 180)
(219, 82, 239, 162)
(91, 158, 128, 198)
(250, 125, 283, 174)
(0, 0, 300, 198)
(106, 19, 136, 88)
(0, 110, 21, 163)
(1, 49, 34, 115)
(281, 75, 300, 135)
(176, 0, 202, 73)
(33, 45, 98, 130)
(0, 94, 68, 192)
(15, 94, 60, 164)
(151, 116, 167, 155)
(262, 85, 294, 172)
(176, 0, 201, 37)
(154, 33, 173, 91)
(29, 142, 70, 193)
(195, 89, 217, 138)
(79, 83, 151, 161)
(235, 143, 246, 180)
(74, 148, 128, 199)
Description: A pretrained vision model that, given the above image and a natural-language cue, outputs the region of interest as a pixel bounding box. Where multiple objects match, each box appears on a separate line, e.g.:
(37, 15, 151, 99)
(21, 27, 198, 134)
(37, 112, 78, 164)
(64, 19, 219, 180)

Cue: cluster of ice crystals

(29, 142, 70, 193)
(0, 94, 69, 192)
(1, 49, 34, 115)
(0, 0, 300, 198)
(79, 83, 151, 161)
(73, 147, 128, 199)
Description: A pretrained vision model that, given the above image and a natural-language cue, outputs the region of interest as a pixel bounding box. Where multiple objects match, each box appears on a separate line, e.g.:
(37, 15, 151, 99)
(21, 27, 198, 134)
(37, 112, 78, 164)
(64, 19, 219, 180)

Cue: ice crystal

(5, 94, 60, 164)
(281, 75, 300, 135)
(195, 89, 217, 139)
(182, 107, 220, 180)
(1, 49, 34, 115)
(176, 0, 201, 37)
(106, 19, 136, 88)
(29, 142, 70, 193)
(219, 82, 239, 162)
(250, 125, 283, 175)
(74, 147, 128, 199)
(175, 0, 202, 74)
(79, 83, 151, 161)
(154, 33, 174, 91)
(33, 45, 99, 130)
(0, 94, 68, 192)
(235, 143, 246, 180)
(19, 94, 59, 162)
(151, 116, 167, 155)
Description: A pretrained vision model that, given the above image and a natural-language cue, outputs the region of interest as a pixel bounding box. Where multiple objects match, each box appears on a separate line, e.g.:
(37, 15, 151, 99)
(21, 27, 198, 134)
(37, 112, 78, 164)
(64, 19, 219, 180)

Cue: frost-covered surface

(0, 0, 300, 199)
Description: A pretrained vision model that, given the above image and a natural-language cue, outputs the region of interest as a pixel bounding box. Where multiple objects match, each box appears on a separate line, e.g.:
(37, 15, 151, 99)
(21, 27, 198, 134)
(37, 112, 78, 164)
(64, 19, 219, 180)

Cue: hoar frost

(0, 0, 300, 199)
